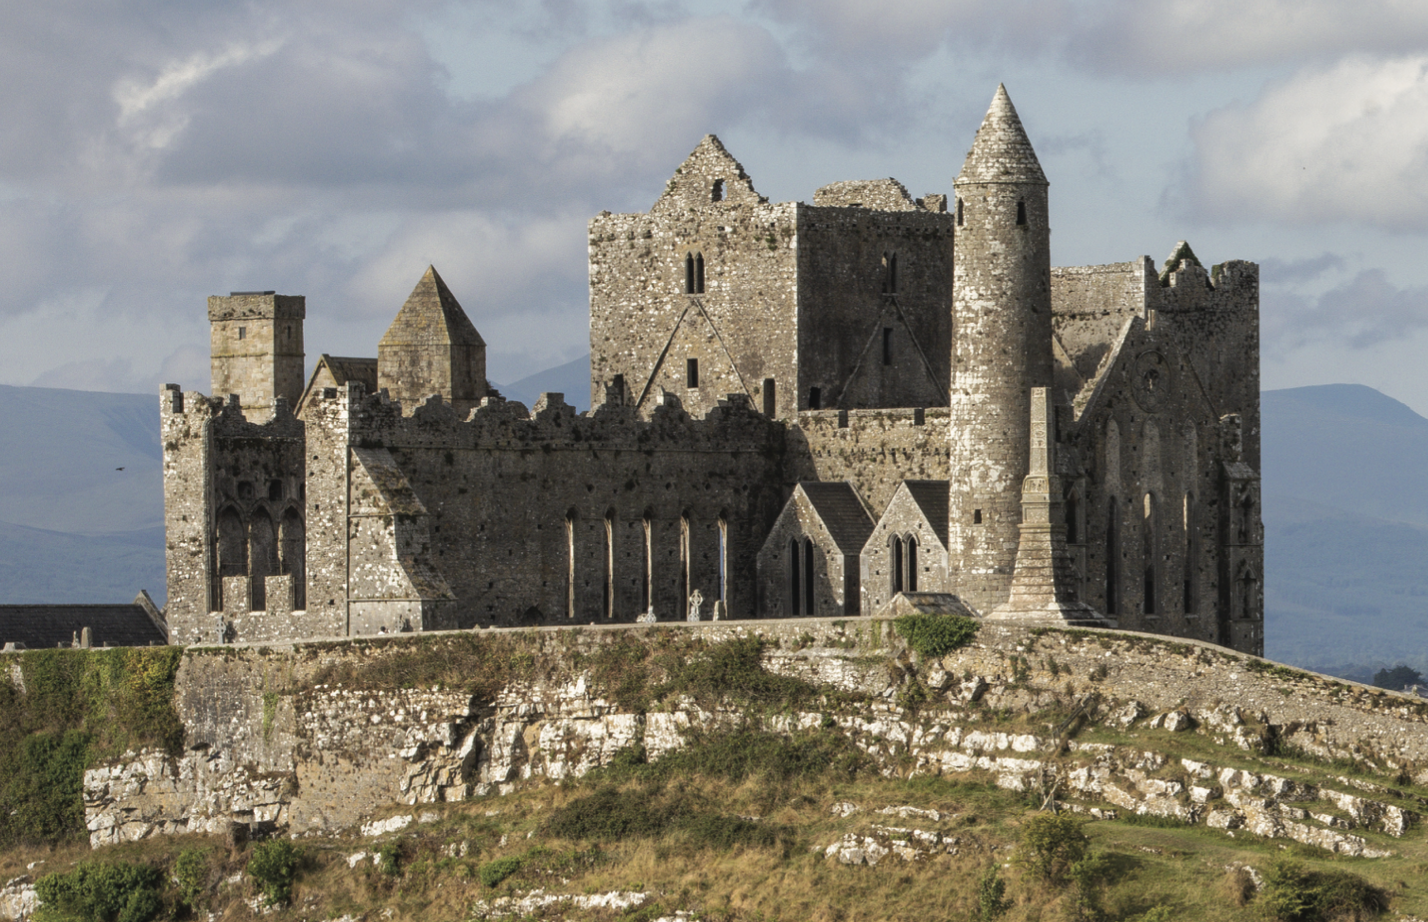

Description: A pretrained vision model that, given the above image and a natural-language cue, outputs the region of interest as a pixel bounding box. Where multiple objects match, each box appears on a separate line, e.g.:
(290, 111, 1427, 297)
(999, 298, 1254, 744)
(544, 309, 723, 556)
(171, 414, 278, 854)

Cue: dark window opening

(679, 514, 691, 613)
(973, 509, 982, 525)
(881, 252, 898, 294)
(1065, 488, 1079, 543)
(789, 537, 801, 614)
(696, 253, 705, 293)
(762, 378, 776, 416)
(612, 374, 625, 405)
(803, 538, 815, 615)
(956, 198, 964, 226)
(1016, 200, 1027, 225)
(882, 327, 893, 365)
(1142, 492, 1156, 615)
(808, 387, 821, 410)
(890, 536, 903, 594)
(717, 517, 728, 603)
(685, 254, 695, 294)
(565, 510, 577, 619)
(686, 357, 699, 388)
(642, 515, 653, 615)
(268, 480, 283, 502)
(238, 326, 246, 340)
(712, 179, 725, 202)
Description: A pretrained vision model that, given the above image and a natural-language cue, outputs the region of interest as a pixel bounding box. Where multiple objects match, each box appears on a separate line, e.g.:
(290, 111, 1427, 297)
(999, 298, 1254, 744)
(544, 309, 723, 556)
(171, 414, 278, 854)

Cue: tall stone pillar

(947, 85, 1055, 614)
(992, 388, 1106, 623)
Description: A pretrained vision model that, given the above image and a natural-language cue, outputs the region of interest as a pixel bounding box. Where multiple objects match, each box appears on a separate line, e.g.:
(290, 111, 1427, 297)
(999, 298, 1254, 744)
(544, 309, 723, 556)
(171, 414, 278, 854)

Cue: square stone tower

(208, 291, 305, 421)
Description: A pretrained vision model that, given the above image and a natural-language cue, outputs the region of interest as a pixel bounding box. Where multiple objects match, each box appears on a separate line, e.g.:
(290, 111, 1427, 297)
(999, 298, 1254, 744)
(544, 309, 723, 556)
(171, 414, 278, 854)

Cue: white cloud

(1187, 56, 1428, 230)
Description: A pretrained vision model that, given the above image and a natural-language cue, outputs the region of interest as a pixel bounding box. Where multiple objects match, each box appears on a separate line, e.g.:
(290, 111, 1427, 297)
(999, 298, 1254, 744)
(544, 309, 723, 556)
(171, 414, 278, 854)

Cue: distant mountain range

(2, 372, 1423, 676)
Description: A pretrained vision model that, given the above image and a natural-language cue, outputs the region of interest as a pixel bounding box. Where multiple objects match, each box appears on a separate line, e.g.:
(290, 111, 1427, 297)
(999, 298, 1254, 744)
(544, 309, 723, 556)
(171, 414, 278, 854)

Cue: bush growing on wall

(893, 613, 979, 658)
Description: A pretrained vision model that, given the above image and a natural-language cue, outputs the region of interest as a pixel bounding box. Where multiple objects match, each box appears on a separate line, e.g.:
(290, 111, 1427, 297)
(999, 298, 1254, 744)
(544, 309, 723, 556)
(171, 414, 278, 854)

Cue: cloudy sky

(6, 0, 1428, 410)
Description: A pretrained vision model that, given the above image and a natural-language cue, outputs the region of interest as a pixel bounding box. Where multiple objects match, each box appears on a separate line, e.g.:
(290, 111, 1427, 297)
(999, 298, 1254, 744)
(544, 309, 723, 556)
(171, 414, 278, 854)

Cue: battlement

(160, 385, 304, 440)
(303, 383, 782, 453)
(206, 292, 305, 322)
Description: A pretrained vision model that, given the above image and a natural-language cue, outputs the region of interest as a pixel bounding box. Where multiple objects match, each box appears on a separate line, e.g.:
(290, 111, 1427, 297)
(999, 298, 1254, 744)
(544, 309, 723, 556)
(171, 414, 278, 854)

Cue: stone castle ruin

(161, 86, 1262, 654)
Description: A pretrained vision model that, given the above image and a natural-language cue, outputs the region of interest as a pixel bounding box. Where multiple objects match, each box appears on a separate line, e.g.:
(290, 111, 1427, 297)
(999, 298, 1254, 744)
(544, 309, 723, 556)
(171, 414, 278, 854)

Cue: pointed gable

(956, 84, 1047, 186)
(798, 482, 876, 554)
(380, 265, 484, 349)
(378, 265, 488, 415)
(652, 134, 765, 214)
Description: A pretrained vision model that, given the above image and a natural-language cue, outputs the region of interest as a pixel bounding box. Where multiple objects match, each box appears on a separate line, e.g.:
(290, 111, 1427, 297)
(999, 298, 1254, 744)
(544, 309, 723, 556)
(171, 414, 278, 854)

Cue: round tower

(947, 85, 1054, 614)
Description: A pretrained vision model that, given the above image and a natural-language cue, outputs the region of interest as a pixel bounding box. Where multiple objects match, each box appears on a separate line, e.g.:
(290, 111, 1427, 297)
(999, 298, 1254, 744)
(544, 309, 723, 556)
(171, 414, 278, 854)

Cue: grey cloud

(1263, 269, 1428, 354)
(1261, 253, 1348, 285)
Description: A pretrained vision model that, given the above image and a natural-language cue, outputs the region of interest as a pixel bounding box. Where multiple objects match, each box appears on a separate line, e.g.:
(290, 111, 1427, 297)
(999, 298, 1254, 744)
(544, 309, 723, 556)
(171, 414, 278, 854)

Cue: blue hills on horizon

(2, 372, 1424, 676)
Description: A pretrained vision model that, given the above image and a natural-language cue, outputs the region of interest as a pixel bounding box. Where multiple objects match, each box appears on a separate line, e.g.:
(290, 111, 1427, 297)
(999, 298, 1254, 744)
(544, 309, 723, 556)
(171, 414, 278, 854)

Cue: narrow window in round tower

(1016, 200, 1027, 226)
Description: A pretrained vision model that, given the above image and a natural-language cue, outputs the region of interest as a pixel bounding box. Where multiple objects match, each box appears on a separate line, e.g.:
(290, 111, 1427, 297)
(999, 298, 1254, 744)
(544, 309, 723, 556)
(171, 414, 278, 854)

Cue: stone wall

(76, 620, 1428, 855)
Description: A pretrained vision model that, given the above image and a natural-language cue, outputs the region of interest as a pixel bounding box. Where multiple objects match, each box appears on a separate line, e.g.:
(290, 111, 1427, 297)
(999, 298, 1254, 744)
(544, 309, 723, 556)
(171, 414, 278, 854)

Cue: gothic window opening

(680, 513, 691, 612)
(695, 252, 705, 293)
(789, 537, 801, 615)
(268, 480, 283, 502)
(717, 516, 728, 603)
(1183, 493, 1198, 615)
(883, 327, 893, 366)
(566, 510, 578, 619)
(803, 538, 816, 616)
(249, 509, 276, 611)
(279, 509, 305, 610)
(808, 387, 821, 410)
(712, 179, 725, 202)
(1016, 200, 1027, 225)
(956, 198, 964, 226)
(604, 510, 616, 619)
(642, 513, 653, 616)
(686, 358, 699, 388)
(612, 374, 625, 405)
(1142, 493, 1156, 615)
(762, 378, 776, 416)
(882, 252, 898, 295)
(1105, 499, 1119, 615)
(685, 253, 695, 294)
(890, 535, 903, 594)
(906, 535, 918, 591)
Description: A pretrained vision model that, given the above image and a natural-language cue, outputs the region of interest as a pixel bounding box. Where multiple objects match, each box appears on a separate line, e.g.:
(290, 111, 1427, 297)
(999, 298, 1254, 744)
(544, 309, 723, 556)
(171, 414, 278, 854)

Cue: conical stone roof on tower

(956, 84, 1047, 185)
(378, 265, 487, 416)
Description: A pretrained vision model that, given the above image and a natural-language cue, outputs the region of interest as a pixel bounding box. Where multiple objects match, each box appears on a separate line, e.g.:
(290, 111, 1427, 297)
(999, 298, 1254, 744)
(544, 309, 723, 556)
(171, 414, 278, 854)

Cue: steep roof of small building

(799, 482, 876, 554)
(380, 266, 484, 347)
(956, 84, 1047, 186)
(0, 602, 167, 649)
(902, 480, 950, 545)
(321, 356, 378, 388)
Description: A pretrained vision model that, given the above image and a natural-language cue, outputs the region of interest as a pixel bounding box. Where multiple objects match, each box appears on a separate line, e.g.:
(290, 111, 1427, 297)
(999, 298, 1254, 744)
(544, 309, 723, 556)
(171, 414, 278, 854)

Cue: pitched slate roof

(799, 482, 875, 554)
(902, 480, 950, 547)
(0, 598, 167, 649)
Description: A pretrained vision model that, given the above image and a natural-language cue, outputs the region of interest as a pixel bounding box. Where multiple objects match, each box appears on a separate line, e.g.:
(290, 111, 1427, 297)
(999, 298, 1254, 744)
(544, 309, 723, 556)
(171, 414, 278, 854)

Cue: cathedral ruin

(160, 86, 1263, 654)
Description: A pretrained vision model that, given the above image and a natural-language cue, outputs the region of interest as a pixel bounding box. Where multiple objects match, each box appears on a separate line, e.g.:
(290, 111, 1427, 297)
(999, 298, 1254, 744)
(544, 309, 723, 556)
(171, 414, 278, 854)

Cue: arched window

(280, 509, 305, 609)
(566, 509, 578, 619)
(642, 513, 653, 616)
(803, 538, 816, 615)
(679, 513, 691, 612)
(882, 252, 897, 295)
(695, 252, 705, 293)
(249, 509, 276, 610)
(1142, 493, 1156, 615)
(1016, 200, 1027, 225)
(907, 535, 918, 591)
(603, 509, 616, 619)
(789, 537, 801, 615)
(685, 253, 695, 294)
(717, 516, 728, 604)
(890, 535, 903, 594)
(1183, 493, 1197, 615)
(1105, 499, 1118, 616)
(712, 179, 725, 202)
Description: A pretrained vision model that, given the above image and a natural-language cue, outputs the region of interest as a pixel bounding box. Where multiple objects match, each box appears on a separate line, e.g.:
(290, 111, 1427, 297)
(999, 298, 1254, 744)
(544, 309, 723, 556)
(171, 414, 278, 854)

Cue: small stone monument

(636, 607, 657, 624)
(686, 589, 704, 622)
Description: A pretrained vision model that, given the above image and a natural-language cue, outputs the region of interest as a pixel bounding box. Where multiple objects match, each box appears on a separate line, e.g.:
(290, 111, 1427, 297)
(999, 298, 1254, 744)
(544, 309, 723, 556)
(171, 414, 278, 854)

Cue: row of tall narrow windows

(564, 510, 727, 620)
(216, 506, 305, 610)
(1102, 492, 1197, 617)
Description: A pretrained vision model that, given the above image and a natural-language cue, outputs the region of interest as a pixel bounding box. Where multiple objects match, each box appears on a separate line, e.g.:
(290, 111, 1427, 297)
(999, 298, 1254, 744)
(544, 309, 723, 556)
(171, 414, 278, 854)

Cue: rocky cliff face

(80, 619, 1428, 859)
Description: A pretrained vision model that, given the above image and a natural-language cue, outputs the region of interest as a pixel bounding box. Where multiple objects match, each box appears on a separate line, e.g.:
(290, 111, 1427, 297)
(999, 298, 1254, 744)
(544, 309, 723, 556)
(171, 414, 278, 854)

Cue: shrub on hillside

(34, 861, 163, 922)
(246, 839, 300, 906)
(893, 614, 978, 658)
(1260, 858, 1387, 921)
(1015, 812, 1089, 883)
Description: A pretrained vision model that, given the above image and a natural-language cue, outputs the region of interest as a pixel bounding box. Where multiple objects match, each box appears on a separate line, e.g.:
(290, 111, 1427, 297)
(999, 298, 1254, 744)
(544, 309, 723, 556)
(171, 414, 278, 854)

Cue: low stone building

(160, 85, 1262, 654)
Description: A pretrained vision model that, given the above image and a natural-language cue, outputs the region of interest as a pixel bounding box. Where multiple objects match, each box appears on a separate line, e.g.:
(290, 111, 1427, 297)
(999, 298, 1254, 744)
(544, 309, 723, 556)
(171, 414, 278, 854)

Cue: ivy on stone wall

(0, 647, 184, 846)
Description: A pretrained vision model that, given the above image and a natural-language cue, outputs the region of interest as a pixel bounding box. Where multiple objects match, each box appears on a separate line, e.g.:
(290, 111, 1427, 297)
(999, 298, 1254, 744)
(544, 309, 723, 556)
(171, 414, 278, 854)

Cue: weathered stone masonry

(160, 84, 1262, 654)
